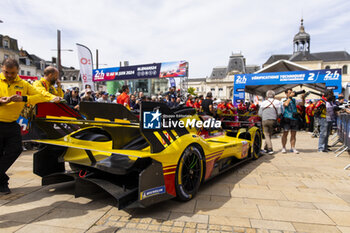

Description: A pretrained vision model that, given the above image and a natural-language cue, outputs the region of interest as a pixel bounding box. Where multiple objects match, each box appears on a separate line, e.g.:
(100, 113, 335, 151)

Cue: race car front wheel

(252, 130, 262, 160)
(175, 146, 204, 201)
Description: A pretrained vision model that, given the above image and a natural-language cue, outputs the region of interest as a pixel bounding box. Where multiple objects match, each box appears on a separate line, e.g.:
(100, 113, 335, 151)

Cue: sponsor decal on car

(241, 141, 249, 158)
(140, 186, 166, 200)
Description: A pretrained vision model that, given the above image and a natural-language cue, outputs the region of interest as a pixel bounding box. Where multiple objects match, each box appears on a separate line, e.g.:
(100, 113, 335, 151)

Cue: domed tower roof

(294, 18, 310, 42)
(293, 18, 310, 54)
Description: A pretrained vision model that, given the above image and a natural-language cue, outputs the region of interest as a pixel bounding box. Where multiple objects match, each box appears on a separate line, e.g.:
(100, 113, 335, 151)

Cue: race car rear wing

(31, 102, 141, 150)
(79, 102, 139, 123)
(32, 102, 194, 153)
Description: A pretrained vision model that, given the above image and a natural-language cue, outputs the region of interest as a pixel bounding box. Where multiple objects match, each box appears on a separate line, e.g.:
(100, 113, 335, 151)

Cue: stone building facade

(264, 19, 350, 84)
(188, 53, 259, 99)
(0, 35, 19, 64)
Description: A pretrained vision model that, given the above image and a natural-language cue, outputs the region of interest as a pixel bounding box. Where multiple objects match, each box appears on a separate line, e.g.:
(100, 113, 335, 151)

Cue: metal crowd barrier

(335, 114, 348, 156)
(330, 116, 342, 146)
(334, 114, 350, 172)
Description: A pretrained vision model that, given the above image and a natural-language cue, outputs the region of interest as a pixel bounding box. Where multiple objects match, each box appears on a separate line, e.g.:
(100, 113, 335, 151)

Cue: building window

(3, 40, 9, 48)
(218, 88, 223, 96)
(20, 70, 24, 75)
(325, 65, 330, 69)
(26, 71, 31, 76)
(343, 65, 348, 75)
(196, 87, 199, 91)
(210, 88, 215, 91)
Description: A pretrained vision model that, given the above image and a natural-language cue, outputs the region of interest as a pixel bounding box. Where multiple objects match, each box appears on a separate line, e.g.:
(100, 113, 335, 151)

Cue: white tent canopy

(244, 60, 325, 97)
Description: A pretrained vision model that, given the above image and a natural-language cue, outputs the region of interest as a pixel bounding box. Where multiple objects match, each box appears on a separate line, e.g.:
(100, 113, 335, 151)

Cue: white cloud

(0, 0, 350, 77)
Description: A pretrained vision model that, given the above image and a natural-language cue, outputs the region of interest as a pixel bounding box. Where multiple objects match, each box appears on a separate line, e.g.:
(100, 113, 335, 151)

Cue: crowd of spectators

(61, 86, 186, 110)
(257, 88, 349, 154)
(36, 78, 350, 155)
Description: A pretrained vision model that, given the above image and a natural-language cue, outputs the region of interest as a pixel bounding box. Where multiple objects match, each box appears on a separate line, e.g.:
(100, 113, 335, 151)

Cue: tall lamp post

(51, 48, 73, 76)
(57, 30, 61, 77)
(55, 30, 73, 77)
(52, 29, 73, 78)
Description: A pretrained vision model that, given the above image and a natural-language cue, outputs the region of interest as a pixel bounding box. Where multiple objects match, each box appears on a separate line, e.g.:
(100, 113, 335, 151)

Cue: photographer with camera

(334, 93, 350, 113)
(281, 89, 305, 154)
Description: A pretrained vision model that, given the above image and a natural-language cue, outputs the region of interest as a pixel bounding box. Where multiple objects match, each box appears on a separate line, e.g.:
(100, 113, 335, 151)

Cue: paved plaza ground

(1, 131, 350, 233)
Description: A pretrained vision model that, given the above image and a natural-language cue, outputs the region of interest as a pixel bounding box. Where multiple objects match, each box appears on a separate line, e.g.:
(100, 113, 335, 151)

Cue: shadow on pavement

(129, 153, 274, 220)
(0, 182, 117, 229)
(0, 153, 274, 228)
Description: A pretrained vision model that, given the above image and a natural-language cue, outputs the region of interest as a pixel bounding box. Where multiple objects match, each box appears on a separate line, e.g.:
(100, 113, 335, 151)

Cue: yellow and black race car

(31, 101, 262, 209)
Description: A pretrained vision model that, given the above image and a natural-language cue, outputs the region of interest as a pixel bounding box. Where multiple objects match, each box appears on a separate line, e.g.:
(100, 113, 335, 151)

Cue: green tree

(187, 87, 197, 96)
(107, 81, 123, 95)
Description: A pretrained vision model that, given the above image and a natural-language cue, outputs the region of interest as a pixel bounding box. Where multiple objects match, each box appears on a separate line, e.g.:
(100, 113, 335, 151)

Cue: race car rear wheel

(175, 146, 204, 201)
(252, 131, 262, 160)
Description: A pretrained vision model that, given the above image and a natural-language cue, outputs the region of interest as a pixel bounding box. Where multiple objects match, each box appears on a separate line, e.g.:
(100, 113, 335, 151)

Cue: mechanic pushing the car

(33, 66, 64, 98)
(0, 58, 60, 194)
(281, 88, 305, 154)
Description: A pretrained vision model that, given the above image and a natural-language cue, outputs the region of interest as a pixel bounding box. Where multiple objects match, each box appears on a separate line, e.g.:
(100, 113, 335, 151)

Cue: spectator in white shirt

(258, 90, 281, 154)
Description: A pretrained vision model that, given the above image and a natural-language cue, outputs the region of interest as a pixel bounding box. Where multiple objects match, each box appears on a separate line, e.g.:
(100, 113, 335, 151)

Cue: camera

(304, 91, 322, 98)
(293, 90, 306, 96)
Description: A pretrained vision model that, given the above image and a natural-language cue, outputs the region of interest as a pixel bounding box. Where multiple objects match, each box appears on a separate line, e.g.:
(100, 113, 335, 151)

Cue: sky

(1, 0, 350, 78)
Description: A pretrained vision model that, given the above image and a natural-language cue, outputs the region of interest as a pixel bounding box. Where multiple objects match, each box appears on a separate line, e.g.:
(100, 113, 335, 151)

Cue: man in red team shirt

(225, 101, 235, 114)
(117, 85, 130, 109)
(193, 97, 201, 110)
(305, 100, 315, 132)
(186, 94, 194, 107)
(217, 100, 227, 114)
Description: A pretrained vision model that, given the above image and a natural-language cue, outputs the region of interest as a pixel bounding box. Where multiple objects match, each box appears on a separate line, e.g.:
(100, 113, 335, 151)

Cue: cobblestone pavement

(1, 131, 350, 232)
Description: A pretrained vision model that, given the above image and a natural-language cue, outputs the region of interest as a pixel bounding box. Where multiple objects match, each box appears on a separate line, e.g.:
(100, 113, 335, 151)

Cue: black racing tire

(175, 146, 204, 201)
(252, 130, 262, 160)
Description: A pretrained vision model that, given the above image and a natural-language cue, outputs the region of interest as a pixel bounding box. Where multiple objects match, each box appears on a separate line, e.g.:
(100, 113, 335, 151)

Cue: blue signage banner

(169, 78, 176, 87)
(93, 61, 188, 82)
(233, 69, 342, 105)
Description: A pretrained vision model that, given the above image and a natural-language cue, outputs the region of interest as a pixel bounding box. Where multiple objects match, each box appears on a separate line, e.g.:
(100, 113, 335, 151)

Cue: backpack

(314, 99, 326, 117)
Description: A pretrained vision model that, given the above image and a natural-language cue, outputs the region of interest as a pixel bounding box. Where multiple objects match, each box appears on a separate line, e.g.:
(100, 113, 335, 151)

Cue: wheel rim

(181, 148, 202, 193)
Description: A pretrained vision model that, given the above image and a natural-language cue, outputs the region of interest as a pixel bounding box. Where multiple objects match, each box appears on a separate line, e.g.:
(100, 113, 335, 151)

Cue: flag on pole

(76, 43, 94, 90)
